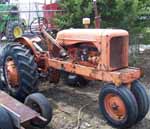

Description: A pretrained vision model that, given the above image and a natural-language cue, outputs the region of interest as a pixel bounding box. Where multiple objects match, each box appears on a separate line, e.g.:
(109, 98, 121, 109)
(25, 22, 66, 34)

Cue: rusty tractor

(0, 17, 149, 128)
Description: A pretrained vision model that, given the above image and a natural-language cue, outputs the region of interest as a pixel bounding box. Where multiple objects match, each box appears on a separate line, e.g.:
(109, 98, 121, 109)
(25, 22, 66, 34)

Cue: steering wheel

(30, 17, 48, 34)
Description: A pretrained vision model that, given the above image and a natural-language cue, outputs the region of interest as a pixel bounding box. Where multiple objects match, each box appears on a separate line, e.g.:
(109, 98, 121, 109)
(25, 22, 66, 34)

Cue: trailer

(0, 91, 52, 129)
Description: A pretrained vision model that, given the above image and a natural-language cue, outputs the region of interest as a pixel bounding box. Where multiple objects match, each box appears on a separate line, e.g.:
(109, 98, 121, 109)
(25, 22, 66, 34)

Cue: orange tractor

(0, 17, 149, 128)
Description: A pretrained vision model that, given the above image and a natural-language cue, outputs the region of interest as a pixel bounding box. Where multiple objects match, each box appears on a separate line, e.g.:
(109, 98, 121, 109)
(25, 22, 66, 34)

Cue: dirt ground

(29, 50, 150, 129)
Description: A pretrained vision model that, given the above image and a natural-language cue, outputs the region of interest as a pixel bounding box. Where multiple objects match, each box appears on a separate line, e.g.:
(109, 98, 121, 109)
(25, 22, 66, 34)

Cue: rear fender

(15, 37, 37, 57)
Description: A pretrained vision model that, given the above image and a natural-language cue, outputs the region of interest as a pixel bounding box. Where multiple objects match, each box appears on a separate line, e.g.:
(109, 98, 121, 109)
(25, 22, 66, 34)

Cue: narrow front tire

(99, 84, 138, 128)
(131, 80, 149, 122)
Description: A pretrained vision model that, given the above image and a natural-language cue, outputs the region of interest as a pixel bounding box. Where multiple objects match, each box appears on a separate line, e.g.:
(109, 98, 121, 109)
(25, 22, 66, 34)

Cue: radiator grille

(110, 36, 127, 69)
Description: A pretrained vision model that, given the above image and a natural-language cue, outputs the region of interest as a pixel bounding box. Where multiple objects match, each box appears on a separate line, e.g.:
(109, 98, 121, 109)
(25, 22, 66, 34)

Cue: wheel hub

(6, 59, 19, 87)
(111, 103, 119, 111)
(13, 26, 23, 38)
(104, 94, 127, 121)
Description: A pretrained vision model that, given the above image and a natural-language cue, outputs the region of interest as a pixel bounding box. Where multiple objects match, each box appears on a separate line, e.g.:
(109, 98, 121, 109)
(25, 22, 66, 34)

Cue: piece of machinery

(0, 1, 149, 128)
(0, 4, 24, 41)
(0, 91, 52, 129)
(0, 19, 149, 128)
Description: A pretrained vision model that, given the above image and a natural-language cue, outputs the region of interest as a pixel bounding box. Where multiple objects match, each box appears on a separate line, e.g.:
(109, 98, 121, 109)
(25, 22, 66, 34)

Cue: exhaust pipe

(41, 28, 68, 58)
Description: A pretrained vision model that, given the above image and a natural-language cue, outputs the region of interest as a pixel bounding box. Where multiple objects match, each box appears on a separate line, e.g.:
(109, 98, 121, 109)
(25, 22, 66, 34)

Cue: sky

(9, 0, 57, 24)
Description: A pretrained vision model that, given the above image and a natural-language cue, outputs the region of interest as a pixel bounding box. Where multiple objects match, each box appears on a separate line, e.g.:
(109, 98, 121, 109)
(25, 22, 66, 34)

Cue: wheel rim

(5, 57, 19, 88)
(28, 100, 43, 125)
(104, 93, 127, 121)
(13, 26, 23, 38)
(30, 102, 41, 114)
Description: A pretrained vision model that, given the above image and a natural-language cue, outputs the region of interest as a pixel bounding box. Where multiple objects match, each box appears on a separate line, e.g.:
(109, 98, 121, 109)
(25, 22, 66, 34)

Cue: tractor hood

(56, 29, 128, 46)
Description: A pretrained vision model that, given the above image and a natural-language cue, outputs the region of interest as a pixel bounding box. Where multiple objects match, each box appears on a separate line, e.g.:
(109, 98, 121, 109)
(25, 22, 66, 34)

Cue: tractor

(0, 16, 149, 128)
(0, 0, 149, 127)
(0, 4, 24, 41)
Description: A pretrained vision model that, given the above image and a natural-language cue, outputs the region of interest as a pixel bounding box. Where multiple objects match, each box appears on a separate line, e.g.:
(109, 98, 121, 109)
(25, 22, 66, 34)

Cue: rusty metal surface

(110, 36, 125, 68)
(16, 27, 141, 85)
(48, 58, 141, 84)
(56, 29, 128, 46)
(0, 91, 39, 123)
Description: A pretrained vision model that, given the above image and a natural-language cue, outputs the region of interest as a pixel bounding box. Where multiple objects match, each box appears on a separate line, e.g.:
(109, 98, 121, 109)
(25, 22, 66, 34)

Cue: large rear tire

(99, 84, 138, 128)
(131, 80, 149, 122)
(0, 43, 38, 101)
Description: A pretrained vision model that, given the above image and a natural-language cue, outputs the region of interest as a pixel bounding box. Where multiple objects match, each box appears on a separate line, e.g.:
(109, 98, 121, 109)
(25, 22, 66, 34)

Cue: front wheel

(99, 84, 138, 128)
(131, 80, 149, 122)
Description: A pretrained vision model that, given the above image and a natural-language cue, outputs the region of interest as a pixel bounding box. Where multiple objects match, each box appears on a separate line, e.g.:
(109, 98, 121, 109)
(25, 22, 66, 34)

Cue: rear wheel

(0, 106, 14, 129)
(99, 84, 138, 128)
(0, 43, 38, 101)
(6, 21, 24, 41)
(65, 73, 89, 87)
(10, 6, 19, 16)
(131, 80, 149, 122)
(25, 93, 53, 128)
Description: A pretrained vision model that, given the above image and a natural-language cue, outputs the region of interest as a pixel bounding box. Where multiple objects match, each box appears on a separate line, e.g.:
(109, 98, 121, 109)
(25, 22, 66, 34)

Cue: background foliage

(54, 0, 150, 44)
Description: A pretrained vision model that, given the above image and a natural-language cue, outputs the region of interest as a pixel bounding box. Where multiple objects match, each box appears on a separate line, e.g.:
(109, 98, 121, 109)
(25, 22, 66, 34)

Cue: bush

(54, 0, 149, 44)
